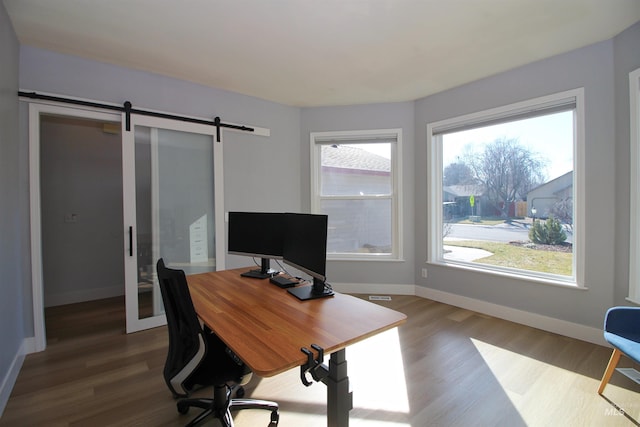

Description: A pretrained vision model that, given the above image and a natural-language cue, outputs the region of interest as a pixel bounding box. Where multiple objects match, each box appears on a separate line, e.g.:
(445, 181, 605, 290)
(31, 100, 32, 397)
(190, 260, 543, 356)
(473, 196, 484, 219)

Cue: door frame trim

(28, 102, 121, 352)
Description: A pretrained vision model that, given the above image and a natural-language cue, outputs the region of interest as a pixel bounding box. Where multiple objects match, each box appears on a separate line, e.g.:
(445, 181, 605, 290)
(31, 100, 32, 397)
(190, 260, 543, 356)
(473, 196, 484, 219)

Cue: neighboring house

(321, 145, 391, 252)
(443, 184, 485, 218)
(321, 145, 390, 195)
(527, 171, 573, 219)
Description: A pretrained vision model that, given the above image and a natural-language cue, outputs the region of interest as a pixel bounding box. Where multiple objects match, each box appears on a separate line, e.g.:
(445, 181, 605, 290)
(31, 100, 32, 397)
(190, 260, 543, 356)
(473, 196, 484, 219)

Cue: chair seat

(604, 331, 640, 365)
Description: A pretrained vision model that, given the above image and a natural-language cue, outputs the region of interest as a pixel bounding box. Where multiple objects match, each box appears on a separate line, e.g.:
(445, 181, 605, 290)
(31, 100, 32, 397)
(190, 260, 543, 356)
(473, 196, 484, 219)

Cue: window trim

(310, 128, 403, 261)
(628, 68, 640, 303)
(427, 88, 585, 288)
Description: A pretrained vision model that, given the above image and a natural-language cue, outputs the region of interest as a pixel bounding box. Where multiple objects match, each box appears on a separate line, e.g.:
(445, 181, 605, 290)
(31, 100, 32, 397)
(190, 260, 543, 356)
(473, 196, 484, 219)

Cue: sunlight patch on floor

(470, 338, 636, 424)
(349, 328, 410, 414)
(233, 410, 327, 426)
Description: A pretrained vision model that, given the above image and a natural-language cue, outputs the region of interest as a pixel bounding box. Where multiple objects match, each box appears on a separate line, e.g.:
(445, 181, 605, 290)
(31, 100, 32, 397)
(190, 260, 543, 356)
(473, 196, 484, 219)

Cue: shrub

(529, 216, 567, 245)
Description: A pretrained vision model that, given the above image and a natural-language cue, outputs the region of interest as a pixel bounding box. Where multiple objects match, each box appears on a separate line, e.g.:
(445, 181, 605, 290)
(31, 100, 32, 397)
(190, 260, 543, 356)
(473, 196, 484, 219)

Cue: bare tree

(463, 138, 547, 218)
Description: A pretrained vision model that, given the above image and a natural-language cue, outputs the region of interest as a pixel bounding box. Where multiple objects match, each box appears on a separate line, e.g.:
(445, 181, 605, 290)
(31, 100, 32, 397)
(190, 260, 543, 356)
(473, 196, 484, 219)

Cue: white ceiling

(4, 0, 640, 107)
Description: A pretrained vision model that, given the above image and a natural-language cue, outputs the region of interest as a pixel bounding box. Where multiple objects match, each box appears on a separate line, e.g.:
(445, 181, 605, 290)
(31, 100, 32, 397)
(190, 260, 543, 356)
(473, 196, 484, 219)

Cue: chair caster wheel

(236, 386, 245, 398)
(177, 401, 189, 414)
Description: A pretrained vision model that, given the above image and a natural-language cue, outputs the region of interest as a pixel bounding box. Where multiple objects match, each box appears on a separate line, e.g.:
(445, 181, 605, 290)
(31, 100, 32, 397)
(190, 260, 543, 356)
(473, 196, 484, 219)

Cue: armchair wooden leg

(598, 348, 622, 395)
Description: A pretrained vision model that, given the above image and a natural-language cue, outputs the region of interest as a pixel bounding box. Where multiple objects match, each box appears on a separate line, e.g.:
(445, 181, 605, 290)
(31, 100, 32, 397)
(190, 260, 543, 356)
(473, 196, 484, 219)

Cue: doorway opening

(40, 114, 125, 342)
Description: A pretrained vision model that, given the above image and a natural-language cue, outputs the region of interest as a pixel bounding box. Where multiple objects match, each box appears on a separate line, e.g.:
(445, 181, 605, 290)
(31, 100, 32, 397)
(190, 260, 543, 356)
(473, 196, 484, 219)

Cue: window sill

(328, 255, 405, 262)
(428, 259, 588, 291)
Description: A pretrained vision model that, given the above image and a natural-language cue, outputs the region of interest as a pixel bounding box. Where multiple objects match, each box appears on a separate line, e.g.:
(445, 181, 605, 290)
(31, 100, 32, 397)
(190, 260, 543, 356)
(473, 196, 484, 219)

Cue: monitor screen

(228, 211, 285, 278)
(282, 213, 328, 282)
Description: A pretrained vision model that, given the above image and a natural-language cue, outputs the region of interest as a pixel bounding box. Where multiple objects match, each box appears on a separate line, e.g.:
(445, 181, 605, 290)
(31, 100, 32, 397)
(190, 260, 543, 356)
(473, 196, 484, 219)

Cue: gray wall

(18, 46, 302, 333)
(0, 1, 25, 404)
(301, 103, 416, 286)
(414, 26, 639, 329)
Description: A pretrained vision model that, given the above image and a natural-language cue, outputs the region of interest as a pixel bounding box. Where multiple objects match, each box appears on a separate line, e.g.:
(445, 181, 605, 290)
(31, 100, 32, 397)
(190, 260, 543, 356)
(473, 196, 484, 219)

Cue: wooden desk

(187, 268, 407, 426)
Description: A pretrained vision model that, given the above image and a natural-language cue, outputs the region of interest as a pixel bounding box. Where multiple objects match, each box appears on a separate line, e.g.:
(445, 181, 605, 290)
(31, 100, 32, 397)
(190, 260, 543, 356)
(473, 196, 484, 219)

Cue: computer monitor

(283, 213, 334, 300)
(228, 211, 285, 279)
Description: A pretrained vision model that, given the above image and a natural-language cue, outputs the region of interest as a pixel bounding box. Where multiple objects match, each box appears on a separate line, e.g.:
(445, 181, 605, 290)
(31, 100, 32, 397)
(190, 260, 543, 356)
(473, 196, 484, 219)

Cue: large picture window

(427, 89, 584, 286)
(311, 129, 402, 260)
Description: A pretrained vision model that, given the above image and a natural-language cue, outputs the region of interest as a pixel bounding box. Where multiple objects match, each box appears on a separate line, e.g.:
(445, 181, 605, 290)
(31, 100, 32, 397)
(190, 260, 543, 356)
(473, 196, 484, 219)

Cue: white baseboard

(331, 282, 416, 295)
(44, 284, 124, 307)
(21, 337, 37, 355)
(415, 286, 606, 346)
(0, 339, 28, 417)
(333, 282, 606, 346)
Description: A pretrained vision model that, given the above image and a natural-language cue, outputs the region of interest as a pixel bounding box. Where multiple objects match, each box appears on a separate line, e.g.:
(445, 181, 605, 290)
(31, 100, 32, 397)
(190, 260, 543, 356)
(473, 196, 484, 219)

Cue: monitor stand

(288, 279, 334, 301)
(240, 258, 278, 279)
(241, 269, 271, 279)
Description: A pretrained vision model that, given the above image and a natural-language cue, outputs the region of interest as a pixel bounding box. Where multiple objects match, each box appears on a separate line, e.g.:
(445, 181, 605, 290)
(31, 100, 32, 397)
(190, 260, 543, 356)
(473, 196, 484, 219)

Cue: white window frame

(628, 68, 640, 303)
(310, 128, 403, 261)
(427, 89, 585, 287)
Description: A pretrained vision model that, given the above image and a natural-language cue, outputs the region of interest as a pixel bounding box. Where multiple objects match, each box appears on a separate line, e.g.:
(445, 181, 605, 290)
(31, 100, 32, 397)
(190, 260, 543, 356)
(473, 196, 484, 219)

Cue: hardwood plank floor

(2, 295, 639, 426)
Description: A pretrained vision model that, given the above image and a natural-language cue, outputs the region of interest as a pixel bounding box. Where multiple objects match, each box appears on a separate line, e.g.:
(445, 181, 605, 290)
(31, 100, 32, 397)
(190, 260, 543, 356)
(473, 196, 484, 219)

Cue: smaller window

(311, 129, 402, 260)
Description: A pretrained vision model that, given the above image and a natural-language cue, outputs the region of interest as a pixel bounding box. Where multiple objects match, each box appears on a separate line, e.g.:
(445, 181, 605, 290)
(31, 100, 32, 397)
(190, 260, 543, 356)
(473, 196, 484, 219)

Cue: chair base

(177, 385, 279, 427)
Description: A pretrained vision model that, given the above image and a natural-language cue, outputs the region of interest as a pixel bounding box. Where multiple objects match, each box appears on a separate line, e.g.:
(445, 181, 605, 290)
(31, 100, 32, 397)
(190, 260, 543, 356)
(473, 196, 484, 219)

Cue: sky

(335, 110, 574, 182)
(442, 110, 574, 181)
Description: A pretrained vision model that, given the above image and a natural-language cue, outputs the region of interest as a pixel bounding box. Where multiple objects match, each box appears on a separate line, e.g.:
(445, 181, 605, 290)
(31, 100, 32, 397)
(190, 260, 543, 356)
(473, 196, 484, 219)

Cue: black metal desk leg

(325, 349, 353, 427)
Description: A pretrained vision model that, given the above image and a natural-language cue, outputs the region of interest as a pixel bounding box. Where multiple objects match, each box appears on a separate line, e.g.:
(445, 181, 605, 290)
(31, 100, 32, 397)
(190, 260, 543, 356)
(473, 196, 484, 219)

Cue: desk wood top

(187, 268, 407, 377)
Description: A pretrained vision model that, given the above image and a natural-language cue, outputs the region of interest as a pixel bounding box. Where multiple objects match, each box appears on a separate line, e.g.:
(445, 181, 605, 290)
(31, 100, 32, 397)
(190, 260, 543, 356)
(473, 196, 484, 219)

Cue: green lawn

(454, 218, 506, 226)
(445, 240, 572, 276)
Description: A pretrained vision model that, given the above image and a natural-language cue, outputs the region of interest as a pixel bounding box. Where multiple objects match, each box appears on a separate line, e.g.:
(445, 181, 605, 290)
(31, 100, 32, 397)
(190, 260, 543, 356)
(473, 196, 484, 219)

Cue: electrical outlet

(421, 268, 428, 278)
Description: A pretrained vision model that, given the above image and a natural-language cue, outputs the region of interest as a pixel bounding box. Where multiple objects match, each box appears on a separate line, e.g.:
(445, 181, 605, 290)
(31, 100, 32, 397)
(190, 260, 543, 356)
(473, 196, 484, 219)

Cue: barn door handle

(128, 226, 133, 257)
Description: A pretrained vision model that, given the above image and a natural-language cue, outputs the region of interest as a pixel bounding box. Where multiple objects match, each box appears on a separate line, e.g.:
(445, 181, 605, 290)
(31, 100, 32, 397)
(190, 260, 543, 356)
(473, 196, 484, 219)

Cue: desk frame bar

(324, 349, 353, 427)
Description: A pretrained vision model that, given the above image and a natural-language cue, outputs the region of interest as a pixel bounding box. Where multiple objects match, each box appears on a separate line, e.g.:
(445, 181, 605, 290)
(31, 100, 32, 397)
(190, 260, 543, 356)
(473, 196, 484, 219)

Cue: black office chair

(156, 258, 279, 427)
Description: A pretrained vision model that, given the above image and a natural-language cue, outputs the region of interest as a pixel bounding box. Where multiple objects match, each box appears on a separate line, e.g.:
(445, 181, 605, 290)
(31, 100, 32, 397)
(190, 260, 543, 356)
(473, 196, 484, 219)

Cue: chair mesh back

(156, 258, 206, 396)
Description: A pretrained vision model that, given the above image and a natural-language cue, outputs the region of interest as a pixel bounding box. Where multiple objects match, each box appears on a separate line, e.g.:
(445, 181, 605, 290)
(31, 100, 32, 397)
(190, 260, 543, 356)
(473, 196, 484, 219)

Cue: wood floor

(2, 295, 639, 426)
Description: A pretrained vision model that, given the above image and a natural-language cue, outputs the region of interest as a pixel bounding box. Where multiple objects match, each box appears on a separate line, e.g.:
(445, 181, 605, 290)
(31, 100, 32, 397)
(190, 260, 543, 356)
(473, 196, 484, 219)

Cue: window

(629, 68, 640, 303)
(427, 89, 584, 286)
(311, 129, 402, 260)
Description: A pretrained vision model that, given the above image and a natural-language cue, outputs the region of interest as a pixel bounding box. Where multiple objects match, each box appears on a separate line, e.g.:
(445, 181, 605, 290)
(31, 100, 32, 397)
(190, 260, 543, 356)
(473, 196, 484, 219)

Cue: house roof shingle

(321, 145, 390, 172)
